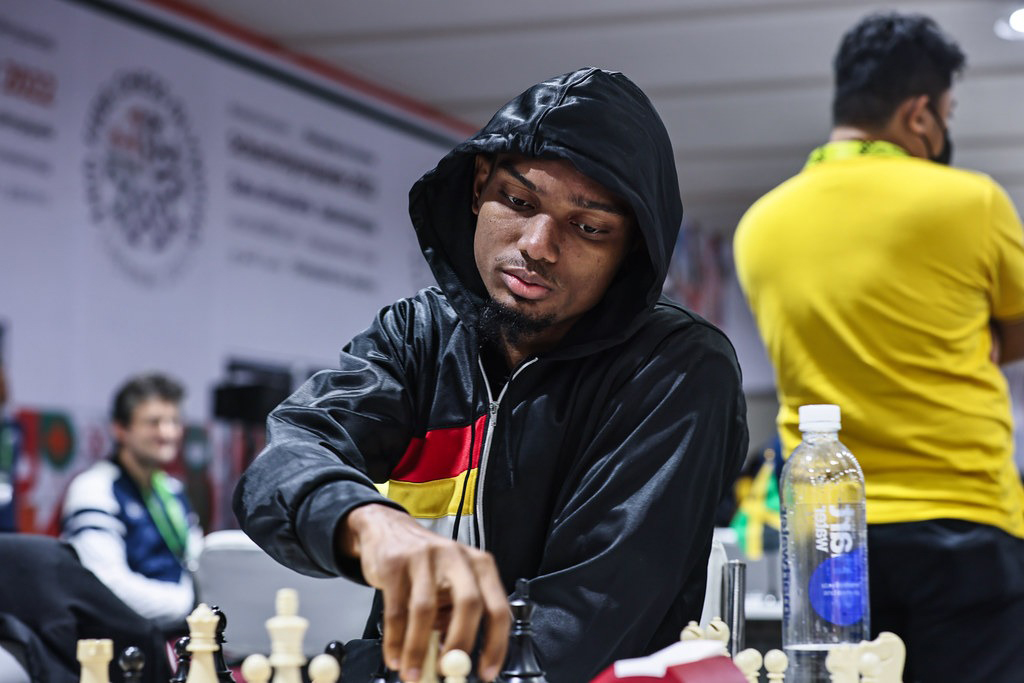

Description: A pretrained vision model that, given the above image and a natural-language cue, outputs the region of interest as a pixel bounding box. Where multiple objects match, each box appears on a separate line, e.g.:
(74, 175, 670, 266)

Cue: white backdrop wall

(0, 0, 467, 531)
(1, 0, 463, 420)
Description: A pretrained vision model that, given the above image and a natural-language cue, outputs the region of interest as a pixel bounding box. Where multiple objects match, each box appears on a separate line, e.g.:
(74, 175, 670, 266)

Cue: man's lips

(500, 269, 553, 300)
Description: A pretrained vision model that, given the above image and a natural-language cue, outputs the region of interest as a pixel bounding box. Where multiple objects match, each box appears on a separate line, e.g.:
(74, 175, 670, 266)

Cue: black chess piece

(211, 606, 236, 682)
(498, 579, 548, 683)
(119, 645, 145, 683)
(169, 636, 191, 683)
(324, 640, 346, 672)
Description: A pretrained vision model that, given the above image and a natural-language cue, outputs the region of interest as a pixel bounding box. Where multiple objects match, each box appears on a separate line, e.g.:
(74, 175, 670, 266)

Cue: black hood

(409, 67, 683, 357)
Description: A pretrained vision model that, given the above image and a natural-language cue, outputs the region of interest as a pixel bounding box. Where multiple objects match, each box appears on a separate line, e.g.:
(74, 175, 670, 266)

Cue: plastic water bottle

(779, 404, 869, 682)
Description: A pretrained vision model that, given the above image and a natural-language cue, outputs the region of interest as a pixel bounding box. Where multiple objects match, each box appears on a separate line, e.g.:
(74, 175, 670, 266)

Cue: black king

(498, 579, 549, 683)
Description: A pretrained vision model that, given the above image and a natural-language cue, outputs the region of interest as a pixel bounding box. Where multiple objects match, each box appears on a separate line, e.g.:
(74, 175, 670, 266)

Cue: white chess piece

(859, 651, 882, 683)
(705, 617, 730, 647)
(267, 588, 308, 683)
(439, 649, 472, 683)
(763, 649, 788, 682)
(864, 631, 905, 683)
(185, 603, 220, 683)
(241, 654, 272, 683)
(308, 653, 341, 683)
(680, 620, 705, 641)
(824, 644, 859, 683)
(419, 630, 441, 683)
(77, 638, 113, 683)
(733, 648, 762, 683)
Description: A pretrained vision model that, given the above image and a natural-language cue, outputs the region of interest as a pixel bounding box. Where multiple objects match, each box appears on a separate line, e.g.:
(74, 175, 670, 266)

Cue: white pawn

(308, 653, 341, 683)
(763, 649, 788, 682)
(186, 603, 221, 683)
(680, 620, 704, 641)
(267, 588, 308, 683)
(864, 631, 906, 683)
(705, 617, 730, 647)
(77, 638, 113, 683)
(824, 644, 859, 683)
(859, 651, 882, 683)
(241, 654, 271, 683)
(733, 648, 762, 683)
(439, 649, 472, 683)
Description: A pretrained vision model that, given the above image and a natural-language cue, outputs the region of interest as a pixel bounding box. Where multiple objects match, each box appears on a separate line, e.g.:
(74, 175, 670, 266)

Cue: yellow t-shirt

(734, 141, 1024, 538)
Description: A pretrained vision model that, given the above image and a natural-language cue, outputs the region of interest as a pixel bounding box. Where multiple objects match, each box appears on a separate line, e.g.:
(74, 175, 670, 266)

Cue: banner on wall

(0, 0, 468, 531)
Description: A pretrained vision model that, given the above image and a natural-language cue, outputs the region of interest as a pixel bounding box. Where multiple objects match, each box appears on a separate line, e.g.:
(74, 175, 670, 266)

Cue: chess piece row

(232, 588, 476, 683)
(680, 617, 788, 682)
(679, 618, 905, 683)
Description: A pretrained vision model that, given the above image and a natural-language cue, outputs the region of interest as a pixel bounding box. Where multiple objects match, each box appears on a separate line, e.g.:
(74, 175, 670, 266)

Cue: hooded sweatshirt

(233, 67, 747, 682)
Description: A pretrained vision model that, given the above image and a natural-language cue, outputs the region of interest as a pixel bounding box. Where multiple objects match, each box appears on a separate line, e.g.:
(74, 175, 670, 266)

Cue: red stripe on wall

(392, 414, 487, 483)
(138, 0, 476, 135)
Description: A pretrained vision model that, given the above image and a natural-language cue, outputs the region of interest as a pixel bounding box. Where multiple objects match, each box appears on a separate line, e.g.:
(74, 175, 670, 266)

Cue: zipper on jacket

(474, 356, 537, 550)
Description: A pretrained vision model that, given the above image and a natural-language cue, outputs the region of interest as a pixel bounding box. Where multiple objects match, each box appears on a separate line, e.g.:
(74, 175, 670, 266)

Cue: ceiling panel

(186, 0, 1024, 233)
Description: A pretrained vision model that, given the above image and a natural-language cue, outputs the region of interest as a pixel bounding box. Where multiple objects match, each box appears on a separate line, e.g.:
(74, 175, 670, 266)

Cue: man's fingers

(470, 552, 512, 682)
(379, 571, 410, 673)
(399, 554, 439, 681)
(439, 551, 485, 655)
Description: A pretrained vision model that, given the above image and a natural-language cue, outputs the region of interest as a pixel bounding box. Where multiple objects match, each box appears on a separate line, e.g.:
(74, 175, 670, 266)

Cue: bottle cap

(798, 404, 841, 432)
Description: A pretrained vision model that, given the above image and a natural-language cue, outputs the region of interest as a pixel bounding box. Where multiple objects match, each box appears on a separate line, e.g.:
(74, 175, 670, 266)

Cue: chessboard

(73, 583, 905, 683)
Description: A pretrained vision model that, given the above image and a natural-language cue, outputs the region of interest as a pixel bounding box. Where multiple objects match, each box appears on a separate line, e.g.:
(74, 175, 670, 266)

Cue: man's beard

(477, 298, 556, 347)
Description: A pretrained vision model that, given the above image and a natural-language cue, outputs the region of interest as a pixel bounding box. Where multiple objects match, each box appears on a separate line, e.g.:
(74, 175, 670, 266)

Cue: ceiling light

(995, 6, 1024, 40)
(1012, 8, 1024, 31)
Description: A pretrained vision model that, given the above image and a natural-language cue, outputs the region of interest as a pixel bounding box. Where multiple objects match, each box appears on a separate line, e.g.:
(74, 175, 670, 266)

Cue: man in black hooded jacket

(233, 67, 747, 683)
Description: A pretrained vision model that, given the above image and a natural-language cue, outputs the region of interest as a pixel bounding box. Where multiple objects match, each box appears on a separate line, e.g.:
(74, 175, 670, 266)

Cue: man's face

(471, 154, 636, 348)
(114, 398, 183, 471)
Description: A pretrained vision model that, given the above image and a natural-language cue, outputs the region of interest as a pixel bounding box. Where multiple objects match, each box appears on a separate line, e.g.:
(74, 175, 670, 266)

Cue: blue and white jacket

(61, 457, 202, 629)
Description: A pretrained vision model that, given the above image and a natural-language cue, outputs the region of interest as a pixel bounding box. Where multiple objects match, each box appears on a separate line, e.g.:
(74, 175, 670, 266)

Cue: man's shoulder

(383, 287, 457, 325)
(68, 459, 120, 490)
(63, 460, 121, 515)
(641, 300, 739, 361)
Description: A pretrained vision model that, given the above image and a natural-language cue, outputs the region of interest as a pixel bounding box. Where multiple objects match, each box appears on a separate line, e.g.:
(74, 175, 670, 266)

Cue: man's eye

(502, 192, 531, 209)
(575, 222, 602, 235)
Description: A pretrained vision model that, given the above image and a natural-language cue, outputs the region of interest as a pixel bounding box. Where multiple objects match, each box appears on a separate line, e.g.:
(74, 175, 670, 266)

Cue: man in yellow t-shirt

(735, 12, 1024, 683)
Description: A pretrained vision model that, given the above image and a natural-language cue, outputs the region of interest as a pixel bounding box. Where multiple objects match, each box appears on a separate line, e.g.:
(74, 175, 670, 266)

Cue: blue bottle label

(808, 546, 866, 626)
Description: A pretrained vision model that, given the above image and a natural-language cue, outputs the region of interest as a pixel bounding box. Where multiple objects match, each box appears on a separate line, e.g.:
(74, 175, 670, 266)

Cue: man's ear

(471, 154, 494, 216)
(111, 421, 126, 447)
(903, 94, 931, 137)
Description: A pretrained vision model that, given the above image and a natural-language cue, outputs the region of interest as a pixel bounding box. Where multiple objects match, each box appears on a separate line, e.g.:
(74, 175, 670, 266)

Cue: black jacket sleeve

(530, 322, 747, 683)
(232, 299, 421, 580)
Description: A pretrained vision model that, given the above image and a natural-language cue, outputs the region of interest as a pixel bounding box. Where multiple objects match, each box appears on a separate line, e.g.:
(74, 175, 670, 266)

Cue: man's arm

(67, 528, 194, 628)
(61, 470, 194, 629)
(233, 295, 509, 681)
(527, 321, 748, 682)
(991, 318, 1024, 365)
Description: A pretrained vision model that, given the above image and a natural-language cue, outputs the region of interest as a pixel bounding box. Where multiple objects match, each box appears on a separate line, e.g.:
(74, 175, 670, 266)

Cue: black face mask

(924, 103, 953, 165)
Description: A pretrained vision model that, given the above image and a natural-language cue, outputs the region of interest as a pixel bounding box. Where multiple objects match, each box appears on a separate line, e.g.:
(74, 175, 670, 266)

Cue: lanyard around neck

(805, 139, 909, 169)
(144, 471, 189, 559)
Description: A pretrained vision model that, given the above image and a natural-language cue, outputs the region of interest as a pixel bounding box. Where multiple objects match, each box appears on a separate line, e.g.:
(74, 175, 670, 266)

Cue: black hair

(111, 372, 184, 427)
(832, 12, 966, 128)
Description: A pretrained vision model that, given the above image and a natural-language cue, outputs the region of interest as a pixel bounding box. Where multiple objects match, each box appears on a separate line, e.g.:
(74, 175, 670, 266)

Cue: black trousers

(0, 533, 171, 683)
(869, 519, 1024, 683)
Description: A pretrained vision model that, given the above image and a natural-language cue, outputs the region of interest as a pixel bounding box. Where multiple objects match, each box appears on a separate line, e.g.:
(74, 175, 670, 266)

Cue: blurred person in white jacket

(61, 372, 202, 633)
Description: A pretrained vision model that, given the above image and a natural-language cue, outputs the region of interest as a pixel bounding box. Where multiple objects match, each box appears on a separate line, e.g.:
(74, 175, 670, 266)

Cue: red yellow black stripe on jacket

(377, 414, 486, 543)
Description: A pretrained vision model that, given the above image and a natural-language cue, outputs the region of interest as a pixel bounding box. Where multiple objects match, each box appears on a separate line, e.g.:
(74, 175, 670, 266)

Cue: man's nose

(517, 213, 559, 263)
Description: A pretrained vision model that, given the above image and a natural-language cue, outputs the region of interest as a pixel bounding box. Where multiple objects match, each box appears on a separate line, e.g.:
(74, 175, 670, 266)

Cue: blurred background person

(60, 372, 203, 634)
(734, 12, 1024, 683)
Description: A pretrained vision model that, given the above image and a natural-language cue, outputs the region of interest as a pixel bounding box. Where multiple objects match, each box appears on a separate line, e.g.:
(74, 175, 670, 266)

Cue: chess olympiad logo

(84, 71, 204, 286)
